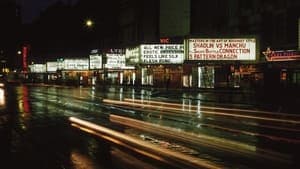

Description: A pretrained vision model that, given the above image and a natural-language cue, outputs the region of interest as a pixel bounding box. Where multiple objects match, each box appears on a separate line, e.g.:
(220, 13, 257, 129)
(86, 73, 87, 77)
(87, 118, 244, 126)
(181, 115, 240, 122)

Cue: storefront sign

(125, 47, 140, 65)
(29, 64, 46, 73)
(90, 49, 99, 54)
(89, 54, 102, 69)
(187, 38, 256, 61)
(106, 48, 125, 54)
(105, 53, 126, 69)
(64, 59, 89, 70)
(263, 48, 300, 61)
(141, 44, 184, 64)
(46, 62, 58, 72)
(57, 58, 64, 70)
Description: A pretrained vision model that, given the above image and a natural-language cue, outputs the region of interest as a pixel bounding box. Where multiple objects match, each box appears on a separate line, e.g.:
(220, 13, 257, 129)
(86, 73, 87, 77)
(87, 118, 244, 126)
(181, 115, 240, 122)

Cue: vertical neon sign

(22, 45, 28, 72)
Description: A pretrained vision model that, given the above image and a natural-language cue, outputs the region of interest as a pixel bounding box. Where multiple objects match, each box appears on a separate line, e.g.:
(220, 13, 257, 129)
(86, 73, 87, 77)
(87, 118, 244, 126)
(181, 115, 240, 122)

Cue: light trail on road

(125, 98, 300, 119)
(69, 117, 222, 169)
(31, 88, 300, 144)
(109, 114, 293, 165)
(103, 99, 300, 144)
(103, 99, 300, 125)
(104, 99, 300, 134)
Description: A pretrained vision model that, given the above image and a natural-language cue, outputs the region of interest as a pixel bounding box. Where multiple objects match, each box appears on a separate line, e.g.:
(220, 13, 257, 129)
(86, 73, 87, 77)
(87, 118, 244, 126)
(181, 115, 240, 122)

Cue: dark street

(0, 84, 299, 169)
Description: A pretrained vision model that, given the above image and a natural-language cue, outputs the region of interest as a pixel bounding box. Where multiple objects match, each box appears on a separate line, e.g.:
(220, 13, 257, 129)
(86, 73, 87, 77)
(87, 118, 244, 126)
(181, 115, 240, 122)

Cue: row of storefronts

(18, 38, 300, 90)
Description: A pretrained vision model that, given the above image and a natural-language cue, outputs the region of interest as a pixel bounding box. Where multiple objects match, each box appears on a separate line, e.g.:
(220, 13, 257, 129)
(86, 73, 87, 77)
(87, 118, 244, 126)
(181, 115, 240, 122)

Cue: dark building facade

(190, 0, 300, 50)
(0, 0, 21, 70)
(187, 0, 300, 89)
(118, 0, 190, 46)
(118, 0, 160, 47)
(159, 0, 190, 38)
(116, 0, 300, 89)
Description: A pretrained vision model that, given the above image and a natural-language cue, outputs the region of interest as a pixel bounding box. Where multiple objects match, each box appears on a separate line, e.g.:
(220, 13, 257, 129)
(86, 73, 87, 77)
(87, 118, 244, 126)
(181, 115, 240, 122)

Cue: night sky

(17, 0, 78, 23)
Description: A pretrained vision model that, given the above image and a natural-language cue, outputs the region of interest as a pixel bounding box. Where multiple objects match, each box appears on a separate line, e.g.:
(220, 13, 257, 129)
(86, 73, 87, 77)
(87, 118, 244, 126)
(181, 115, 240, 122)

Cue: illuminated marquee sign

(64, 59, 89, 70)
(125, 47, 140, 65)
(89, 54, 102, 69)
(105, 53, 126, 69)
(46, 62, 58, 72)
(141, 44, 184, 64)
(263, 48, 300, 61)
(187, 38, 256, 61)
(57, 58, 64, 70)
(29, 64, 46, 73)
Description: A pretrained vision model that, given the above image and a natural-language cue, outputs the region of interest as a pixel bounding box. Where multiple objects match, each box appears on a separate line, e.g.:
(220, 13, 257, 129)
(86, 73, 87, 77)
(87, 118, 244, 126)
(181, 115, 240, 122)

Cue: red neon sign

(22, 45, 28, 71)
(160, 38, 170, 44)
(263, 48, 300, 61)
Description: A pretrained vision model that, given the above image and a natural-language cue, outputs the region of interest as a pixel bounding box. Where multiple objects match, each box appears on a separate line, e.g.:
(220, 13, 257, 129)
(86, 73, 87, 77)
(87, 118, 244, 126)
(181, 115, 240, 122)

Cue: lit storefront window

(132, 72, 136, 85)
(182, 75, 193, 87)
(198, 66, 215, 88)
(142, 68, 153, 85)
(0, 88, 5, 107)
(280, 70, 287, 81)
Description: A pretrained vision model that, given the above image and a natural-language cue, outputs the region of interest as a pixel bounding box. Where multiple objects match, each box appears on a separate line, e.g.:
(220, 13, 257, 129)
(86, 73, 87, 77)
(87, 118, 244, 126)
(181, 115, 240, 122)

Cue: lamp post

(85, 19, 107, 90)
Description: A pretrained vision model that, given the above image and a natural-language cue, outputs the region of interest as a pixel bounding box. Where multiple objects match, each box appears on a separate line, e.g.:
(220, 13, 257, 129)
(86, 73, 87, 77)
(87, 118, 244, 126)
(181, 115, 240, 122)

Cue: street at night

(1, 0, 300, 168)
(1, 84, 299, 169)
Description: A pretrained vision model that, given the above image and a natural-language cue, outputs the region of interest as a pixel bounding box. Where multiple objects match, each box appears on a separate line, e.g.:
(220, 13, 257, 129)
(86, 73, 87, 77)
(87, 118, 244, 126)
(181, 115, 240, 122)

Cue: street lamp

(85, 19, 94, 28)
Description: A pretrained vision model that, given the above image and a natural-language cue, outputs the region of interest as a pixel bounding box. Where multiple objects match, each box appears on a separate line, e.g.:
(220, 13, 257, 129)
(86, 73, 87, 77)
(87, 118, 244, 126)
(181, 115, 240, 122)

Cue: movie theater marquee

(188, 38, 256, 61)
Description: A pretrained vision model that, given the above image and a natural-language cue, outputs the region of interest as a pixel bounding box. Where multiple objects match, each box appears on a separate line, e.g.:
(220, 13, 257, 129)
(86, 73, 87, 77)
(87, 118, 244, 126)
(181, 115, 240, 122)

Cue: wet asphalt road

(0, 84, 299, 169)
